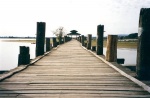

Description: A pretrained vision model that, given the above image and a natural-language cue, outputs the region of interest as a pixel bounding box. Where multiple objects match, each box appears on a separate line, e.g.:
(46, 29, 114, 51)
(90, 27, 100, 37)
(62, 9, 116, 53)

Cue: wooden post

(136, 8, 150, 80)
(79, 36, 81, 43)
(97, 25, 104, 55)
(106, 35, 118, 62)
(64, 36, 67, 42)
(46, 38, 50, 52)
(57, 42, 59, 46)
(91, 46, 96, 51)
(36, 22, 46, 57)
(117, 58, 125, 64)
(53, 37, 57, 47)
(59, 36, 62, 45)
(81, 35, 85, 46)
(18, 46, 30, 66)
(61, 38, 64, 44)
(87, 34, 92, 49)
(84, 43, 87, 47)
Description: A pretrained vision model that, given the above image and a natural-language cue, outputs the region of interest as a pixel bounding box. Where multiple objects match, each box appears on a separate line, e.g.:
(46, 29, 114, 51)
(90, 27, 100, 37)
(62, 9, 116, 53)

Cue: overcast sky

(0, 0, 150, 37)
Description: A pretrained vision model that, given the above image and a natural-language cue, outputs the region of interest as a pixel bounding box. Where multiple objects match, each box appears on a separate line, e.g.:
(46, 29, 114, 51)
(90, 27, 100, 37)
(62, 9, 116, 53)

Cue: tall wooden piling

(59, 36, 62, 45)
(64, 36, 67, 43)
(81, 35, 85, 46)
(46, 38, 50, 52)
(87, 34, 92, 49)
(136, 8, 150, 80)
(18, 46, 30, 66)
(78, 37, 80, 42)
(97, 25, 104, 55)
(53, 37, 57, 47)
(79, 36, 81, 43)
(36, 22, 46, 57)
(106, 35, 118, 62)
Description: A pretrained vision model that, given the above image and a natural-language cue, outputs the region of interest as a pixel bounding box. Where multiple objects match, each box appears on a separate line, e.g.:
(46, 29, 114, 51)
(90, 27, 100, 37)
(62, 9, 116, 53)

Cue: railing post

(106, 35, 118, 62)
(96, 25, 104, 55)
(78, 37, 80, 42)
(59, 36, 62, 45)
(64, 36, 67, 43)
(46, 38, 50, 52)
(87, 34, 92, 49)
(81, 35, 85, 46)
(91, 46, 96, 51)
(62, 37, 64, 44)
(53, 37, 57, 47)
(18, 46, 30, 66)
(36, 22, 46, 57)
(136, 8, 150, 80)
(79, 36, 81, 43)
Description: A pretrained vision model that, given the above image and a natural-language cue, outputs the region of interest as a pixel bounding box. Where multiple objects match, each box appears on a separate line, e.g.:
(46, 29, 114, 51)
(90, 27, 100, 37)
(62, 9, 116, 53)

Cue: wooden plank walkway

(0, 40, 150, 98)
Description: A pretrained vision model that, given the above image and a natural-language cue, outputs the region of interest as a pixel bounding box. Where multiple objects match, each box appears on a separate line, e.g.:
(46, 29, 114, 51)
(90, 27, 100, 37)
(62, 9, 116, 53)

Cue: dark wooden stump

(18, 46, 30, 66)
(117, 58, 125, 64)
(91, 46, 96, 51)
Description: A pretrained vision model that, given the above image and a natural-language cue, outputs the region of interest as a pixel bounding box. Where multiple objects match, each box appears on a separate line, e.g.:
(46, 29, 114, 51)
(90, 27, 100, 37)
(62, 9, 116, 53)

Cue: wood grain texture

(0, 40, 150, 98)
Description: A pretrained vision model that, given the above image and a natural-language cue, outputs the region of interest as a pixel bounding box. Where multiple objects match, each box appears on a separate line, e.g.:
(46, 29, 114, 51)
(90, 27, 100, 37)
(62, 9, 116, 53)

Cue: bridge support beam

(53, 37, 57, 47)
(81, 35, 85, 46)
(136, 8, 150, 80)
(87, 34, 92, 50)
(36, 22, 46, 57)
(96, 25, 104, 55)
(46, 38, 50, 52)
(106, 35, 118, 62)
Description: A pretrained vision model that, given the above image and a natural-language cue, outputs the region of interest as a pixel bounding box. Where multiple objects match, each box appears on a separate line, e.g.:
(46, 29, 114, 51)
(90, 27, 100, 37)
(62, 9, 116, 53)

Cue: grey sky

(0, 0, 149, 37)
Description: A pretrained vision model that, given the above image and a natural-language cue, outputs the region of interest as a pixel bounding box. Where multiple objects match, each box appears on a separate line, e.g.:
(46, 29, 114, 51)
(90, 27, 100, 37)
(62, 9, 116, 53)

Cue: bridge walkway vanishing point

(0, 39, 150, 98)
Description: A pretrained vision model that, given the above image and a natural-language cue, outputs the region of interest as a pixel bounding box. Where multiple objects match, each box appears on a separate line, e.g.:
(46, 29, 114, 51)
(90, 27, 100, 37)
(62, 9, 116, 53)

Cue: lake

(103, 48, 137, 66)
(0, 39, 36, 71)
(0, 39, 137, 71)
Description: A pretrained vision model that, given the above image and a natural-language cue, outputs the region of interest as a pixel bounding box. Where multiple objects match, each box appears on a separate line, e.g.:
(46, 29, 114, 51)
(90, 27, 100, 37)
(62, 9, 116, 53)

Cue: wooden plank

(0, 40, 150, 97)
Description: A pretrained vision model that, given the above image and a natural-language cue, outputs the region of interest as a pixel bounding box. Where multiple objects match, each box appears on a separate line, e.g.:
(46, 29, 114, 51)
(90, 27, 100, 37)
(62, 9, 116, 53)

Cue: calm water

(103, 48, 137, 66)
(0, 39, 36, 71)
(0, 39, 137, 71)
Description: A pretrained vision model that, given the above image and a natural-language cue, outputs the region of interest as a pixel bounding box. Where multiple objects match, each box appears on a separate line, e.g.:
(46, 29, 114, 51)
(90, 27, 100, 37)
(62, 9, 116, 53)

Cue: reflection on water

(0, 41, 35, 71)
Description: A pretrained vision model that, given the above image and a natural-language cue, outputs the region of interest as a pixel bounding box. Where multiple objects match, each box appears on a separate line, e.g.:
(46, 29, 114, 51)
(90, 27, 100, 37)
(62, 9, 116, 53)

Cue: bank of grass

(2, 39, 137, 48)
(1, 39, 52, 44)
(1, 39, 36, 43)
(91, 39, 137, 48)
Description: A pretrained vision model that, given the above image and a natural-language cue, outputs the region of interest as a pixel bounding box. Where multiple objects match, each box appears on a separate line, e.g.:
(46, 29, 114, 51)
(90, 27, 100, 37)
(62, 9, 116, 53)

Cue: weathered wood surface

(0, 40, 150, 98)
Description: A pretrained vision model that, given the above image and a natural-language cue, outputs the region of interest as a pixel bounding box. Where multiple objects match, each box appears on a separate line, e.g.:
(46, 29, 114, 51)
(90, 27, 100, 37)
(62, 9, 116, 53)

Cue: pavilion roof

(67, 30, 81, 35)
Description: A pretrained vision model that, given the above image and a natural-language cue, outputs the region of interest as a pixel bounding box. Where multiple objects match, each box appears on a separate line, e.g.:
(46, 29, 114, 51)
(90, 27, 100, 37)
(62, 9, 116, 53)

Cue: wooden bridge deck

(0, 40, 150, 98)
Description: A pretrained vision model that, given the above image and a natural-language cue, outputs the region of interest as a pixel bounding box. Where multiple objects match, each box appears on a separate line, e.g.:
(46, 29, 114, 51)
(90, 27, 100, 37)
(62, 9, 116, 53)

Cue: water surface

(0, 40, 35, 70)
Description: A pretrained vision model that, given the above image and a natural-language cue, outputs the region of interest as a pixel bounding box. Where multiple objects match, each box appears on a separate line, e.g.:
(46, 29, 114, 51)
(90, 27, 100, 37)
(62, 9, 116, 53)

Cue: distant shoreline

(0, 39, 36, 43)
(0, 37, 36, 39)
(1, 38, 137, 49)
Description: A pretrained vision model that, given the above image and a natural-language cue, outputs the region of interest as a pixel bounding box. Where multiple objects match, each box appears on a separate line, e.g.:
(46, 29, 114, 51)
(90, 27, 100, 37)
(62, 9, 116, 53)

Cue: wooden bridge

(0, 39, 150, 98)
